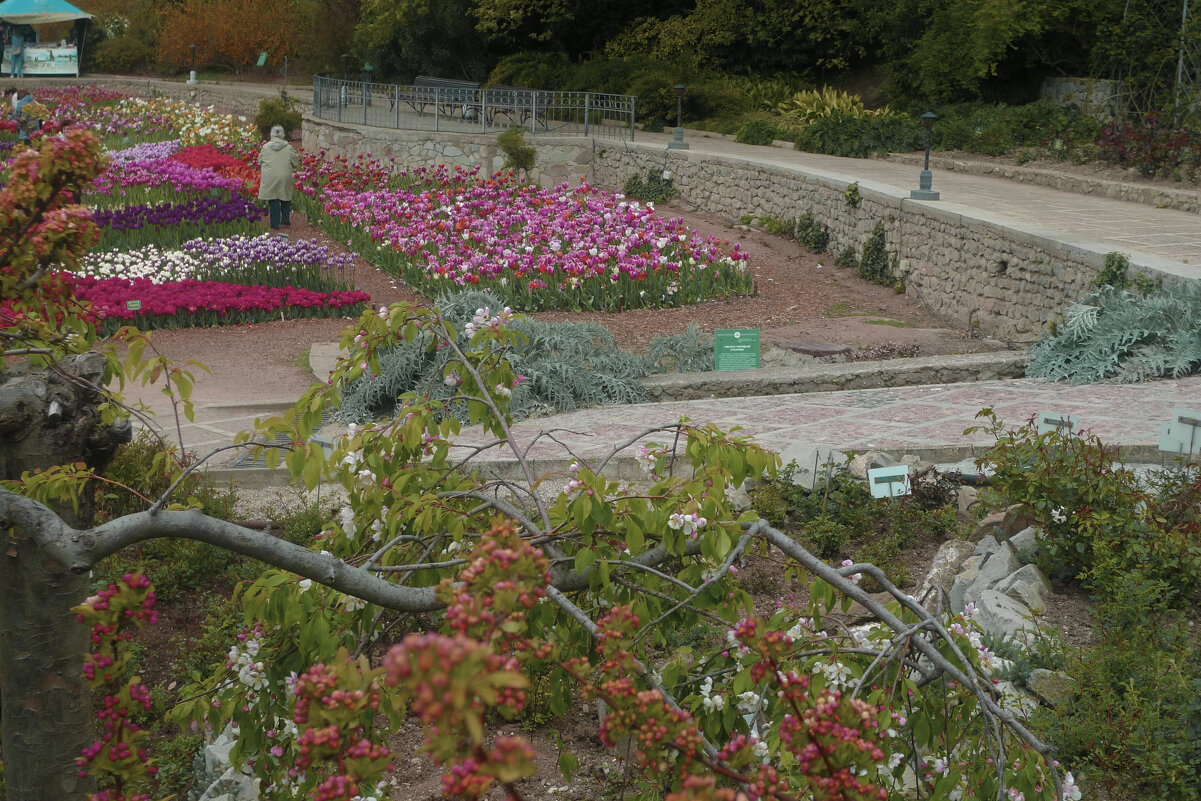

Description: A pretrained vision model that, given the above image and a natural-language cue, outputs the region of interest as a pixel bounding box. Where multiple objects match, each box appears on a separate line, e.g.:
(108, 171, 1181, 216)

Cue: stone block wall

(592, 143, 1107, 341)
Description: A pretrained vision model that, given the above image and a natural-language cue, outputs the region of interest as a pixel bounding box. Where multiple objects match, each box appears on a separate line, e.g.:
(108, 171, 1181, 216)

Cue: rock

(974, 589, 1035, 640)
(777, 443, 847, 491)
(956, 485, 980, 515)
(1001, 504, 1035, 538)
(975, 504, 1035, 541)
(995, 680, 1040, 719)
(848, 450, 897, 480)
(970, 510, 1006, 541)
(725, 480, 753, 512)
(775, 338, 851, 358)
(1008, 526, 1040, 562)
(901, 454, 934, 476)
(1027, 668, 1076, 706)
(964, 543, 1021, 606)
(918, 539, 976, 609)
(973, 534, 1000, 557)
(995, 564, 1052, 613)
(949, 554, 985, 612)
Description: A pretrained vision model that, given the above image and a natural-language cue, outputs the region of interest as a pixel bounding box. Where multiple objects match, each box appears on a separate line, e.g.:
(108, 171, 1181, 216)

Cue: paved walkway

(624, 128, 1201, 279)
(443, 375, 1201, 480)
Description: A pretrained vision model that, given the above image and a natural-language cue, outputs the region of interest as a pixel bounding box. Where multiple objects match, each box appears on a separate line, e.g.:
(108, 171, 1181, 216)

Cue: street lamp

(341, 53, 350, 81)
(668, 83, 689, 150)
(910, 112, 939, 200)
(187, 44, 197, 85)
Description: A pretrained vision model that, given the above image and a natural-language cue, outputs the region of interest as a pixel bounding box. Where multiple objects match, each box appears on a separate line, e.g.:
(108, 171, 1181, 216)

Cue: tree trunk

(0, 353, 131, 801)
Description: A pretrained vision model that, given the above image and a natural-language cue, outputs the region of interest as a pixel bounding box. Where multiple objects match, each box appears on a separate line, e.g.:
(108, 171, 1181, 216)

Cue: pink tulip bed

(2, 86, 371, 332)
(296, 159, 753, 312)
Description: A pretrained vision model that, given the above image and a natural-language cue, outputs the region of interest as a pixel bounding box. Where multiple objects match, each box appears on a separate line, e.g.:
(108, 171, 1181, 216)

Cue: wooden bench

(394, 76, 481, 119)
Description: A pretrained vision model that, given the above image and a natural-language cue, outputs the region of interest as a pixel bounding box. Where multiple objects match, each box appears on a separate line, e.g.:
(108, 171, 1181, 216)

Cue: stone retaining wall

(640, 352, 1028, 402)
(302, 116, 1175, 341)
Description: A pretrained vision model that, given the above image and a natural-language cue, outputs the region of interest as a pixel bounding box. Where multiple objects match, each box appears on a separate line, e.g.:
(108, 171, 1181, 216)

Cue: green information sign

(715, 329, 760, 371)
(125, 300, 142, 311)
(256, 51, 269, 67)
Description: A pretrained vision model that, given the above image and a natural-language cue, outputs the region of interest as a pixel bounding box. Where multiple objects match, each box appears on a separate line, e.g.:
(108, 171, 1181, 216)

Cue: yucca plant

(775, 87, 890, 124)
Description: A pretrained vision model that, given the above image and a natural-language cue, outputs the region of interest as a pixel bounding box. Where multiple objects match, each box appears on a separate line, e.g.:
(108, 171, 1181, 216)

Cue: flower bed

(93, 196, 264, 251)
(4, 86, 376, 334)
(72, 275, 370, 335)
(79, 235, 357, 290)
(298, 162, 751, 312)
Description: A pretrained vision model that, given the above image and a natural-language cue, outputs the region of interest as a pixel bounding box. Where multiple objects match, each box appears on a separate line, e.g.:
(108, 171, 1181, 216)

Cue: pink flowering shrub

(72, 573, 160, 801)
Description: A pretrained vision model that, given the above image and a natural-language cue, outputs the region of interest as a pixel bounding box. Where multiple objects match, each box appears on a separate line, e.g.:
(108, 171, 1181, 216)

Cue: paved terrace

(96, 78, 1199, 473)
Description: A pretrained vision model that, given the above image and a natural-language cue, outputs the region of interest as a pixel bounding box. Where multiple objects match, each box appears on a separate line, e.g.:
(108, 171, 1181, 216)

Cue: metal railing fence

(312, 75, 636, 140)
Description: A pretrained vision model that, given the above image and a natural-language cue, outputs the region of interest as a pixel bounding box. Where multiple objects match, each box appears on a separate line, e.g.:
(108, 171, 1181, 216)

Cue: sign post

(715, 329, 760, 371)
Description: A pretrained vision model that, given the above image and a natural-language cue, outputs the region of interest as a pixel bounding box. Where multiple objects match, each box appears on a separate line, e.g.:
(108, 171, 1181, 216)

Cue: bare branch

(148, 442, 292, 515)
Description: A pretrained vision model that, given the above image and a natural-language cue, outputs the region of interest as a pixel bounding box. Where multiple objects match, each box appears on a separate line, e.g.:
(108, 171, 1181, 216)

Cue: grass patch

(824, 302, 868, 317)
(294, 348, 312, 373)
(862, 318, 913, 328)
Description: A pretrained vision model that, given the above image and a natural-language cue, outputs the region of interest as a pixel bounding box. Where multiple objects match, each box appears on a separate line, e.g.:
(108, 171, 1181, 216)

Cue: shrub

(929, 101, 1103, 157)
(1027, 282, 1201, 382)
(858, 224, 892, 285)
(497, 127, 536, 177)
(92, 35, 156, 73)
(973, 410, 1201, 598)
(623, 170, 676, 203)
(756, 215, 792, 236)
(735, 118, 786, 145)
(1098, 112, 1201, 178)
(755, 463, 958, 588)
(1093, 251, 1131, 289)
(1035, 574, 1201, 800)
(795, 209, 828, 253)
(254, 91, 303, 140)
(835, 245, 858, 268)
(795, 110, 924, 158)
(337, 289, 717, 423)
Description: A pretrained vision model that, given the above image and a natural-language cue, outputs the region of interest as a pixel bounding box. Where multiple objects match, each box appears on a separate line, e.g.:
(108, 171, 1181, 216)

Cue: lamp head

(674, 83, 685, 99)
(922, 111, 938, 131)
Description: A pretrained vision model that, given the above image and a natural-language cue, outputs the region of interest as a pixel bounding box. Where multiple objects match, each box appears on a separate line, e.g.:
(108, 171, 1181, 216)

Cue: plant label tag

(1159, 422, 1186, 454)
(1165, 408, 1201, 455)
(257, 51, 269, 67)
(868, 465, 911, 498)
(715, 329, 760, 371)
(125, 299, 141, 311)
(1037, 412, 1077, 436)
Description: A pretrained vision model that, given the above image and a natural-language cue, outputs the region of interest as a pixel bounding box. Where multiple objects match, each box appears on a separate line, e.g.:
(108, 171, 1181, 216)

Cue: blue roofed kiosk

(0, 0, 92, 76)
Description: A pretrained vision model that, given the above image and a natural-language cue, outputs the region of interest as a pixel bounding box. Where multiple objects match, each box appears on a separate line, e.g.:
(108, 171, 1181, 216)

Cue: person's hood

(266, 138, 289, 151)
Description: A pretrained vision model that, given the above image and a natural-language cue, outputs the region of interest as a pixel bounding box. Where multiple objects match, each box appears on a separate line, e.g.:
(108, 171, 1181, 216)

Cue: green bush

(497, 127, 536, 176)
(973, 410, 1201, 598)
(254, 91, 303, 140)
(928, 101, 1102, 157)
(735, 118, 787, 145)
(1035, 574, 1201, 800)
(755, 463, 958, 588)
(858, 224, 892, 285)
(92, 35, 156, 73)
(795, 209, 828, 253)
(794, 110, 924, 158)
(337, 289, 717, 423)
(1027, 282, 1201, 383)
(835, 245, 858, 268)
(623, 170, 676, 204)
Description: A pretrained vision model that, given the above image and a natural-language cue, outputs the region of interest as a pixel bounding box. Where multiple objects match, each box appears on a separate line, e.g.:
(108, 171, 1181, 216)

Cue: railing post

(435, 88, 440, 132)
(394, 85, 400, 128)
(313, 76, 321, 118)
(584, 92, 590, 137)
(337, 79, 343, 122)
(630, 96, 636, 140)
(363, 80, 368, 125)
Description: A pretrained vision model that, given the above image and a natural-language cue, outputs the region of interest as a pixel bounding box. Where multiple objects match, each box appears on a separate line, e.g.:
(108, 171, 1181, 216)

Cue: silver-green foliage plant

(1026, 282, 1201, 383)
(338, 289, 714, 423)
